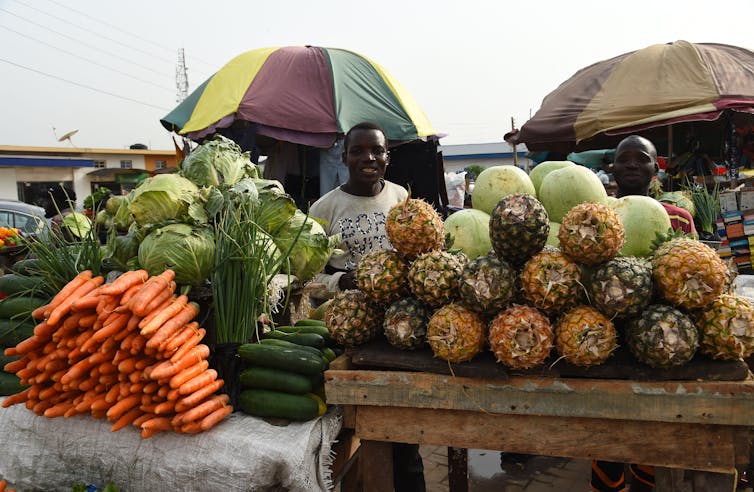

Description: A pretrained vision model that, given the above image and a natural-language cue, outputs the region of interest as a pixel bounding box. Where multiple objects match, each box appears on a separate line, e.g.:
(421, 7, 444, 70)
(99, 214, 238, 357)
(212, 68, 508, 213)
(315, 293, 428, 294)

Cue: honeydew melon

(471, 166, 535, 215)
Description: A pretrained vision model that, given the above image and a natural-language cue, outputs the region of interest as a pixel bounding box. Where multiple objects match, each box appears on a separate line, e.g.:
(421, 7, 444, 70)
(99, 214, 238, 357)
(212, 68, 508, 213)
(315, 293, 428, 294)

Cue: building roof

(439, 142, 529, 160)
(0, 145, 176, 157)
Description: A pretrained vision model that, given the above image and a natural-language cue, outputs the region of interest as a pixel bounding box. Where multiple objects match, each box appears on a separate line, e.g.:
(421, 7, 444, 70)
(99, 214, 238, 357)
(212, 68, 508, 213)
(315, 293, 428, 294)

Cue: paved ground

(421, 446, 592, 492)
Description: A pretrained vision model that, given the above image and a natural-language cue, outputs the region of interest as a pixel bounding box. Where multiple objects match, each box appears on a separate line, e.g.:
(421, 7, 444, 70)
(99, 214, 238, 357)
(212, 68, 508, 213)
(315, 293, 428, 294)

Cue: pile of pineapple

(325, 194, 754, 371)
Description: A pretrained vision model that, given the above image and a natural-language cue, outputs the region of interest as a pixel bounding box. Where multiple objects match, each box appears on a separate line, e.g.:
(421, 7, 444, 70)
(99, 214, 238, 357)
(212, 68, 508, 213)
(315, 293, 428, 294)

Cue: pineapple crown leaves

(649, 227, 691, 254)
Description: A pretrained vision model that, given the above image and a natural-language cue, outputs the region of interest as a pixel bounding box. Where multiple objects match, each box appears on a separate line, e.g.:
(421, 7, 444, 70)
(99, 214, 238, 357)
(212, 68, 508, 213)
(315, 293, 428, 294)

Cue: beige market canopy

(506, 40, 754, 152)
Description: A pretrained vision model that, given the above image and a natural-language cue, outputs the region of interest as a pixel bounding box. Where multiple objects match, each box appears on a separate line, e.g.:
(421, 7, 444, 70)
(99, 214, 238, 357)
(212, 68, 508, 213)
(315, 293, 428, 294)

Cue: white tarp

(0, 399, 342, 492)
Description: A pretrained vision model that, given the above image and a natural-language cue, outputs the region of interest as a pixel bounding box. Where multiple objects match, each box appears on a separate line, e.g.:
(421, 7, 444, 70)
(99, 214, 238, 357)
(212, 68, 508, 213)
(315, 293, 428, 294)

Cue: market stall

(0, 399, 342, 492)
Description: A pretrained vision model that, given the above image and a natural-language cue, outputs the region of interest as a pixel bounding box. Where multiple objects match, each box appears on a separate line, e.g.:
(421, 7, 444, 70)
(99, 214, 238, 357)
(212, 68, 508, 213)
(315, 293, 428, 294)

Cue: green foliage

(464, 164, 485, 180)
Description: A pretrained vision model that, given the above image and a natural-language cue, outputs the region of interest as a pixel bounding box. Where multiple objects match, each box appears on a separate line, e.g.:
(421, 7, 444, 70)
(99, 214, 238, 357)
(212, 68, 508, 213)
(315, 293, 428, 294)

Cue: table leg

(359, 440, 393, 492)
(447, 447, 468, 492)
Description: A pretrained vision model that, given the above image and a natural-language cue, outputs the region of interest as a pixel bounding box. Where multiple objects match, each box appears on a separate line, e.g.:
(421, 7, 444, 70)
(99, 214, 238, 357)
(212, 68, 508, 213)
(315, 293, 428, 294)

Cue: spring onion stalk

(687, 181, 720, 236)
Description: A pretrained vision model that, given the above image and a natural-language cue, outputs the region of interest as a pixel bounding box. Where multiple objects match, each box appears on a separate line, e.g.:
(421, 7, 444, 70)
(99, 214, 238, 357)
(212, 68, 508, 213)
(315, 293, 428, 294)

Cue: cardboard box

(720, 191, 739, 213)
(740, 190, 754, 211)
(726, 222, 745, 239)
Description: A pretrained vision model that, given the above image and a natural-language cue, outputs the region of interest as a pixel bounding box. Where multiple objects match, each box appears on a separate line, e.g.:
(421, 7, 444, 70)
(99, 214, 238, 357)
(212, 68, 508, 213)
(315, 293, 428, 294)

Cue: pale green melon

(471, 165, 535, 215)
(538, 166, 608, 223)
(609, 195, 671, 257)
(530, 161, 575, 196)
(444, 208, 492, 259)
(546, 222, 560, 248)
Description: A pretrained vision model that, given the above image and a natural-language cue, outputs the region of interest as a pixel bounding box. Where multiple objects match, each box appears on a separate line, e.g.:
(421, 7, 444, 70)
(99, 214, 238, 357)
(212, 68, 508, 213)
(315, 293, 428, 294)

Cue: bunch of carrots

(0, 479, 16, 491)
(2, 269, 232, 438)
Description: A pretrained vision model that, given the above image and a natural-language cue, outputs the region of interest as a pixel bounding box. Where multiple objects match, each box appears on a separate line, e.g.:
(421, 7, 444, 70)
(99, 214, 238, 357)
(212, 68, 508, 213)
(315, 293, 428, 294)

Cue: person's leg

(628, 464, 655, 491)
(393, 442, 425, 492)
(591, 460, 627, 492)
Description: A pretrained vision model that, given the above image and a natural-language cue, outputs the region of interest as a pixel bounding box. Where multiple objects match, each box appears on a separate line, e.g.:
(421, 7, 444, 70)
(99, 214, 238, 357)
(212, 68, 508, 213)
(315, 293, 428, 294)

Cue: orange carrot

(141, 416, 173, 431)
(169, 359, 209, 389)
(129, 272, 174, 317)
(106, 383, 122, 404)
(100, 269, 148, 296)
(0, 480, 6, 492)
(140, 427, 160, 439)
(70, 290, 102, 312)
(125, 314, 141, 333)
(79, 313, 98, 327)
(105, 393, 141, 420)
(154, 399, 176, 415)
(32, 303, 50, 320)
(4, 357, 28, 373)
(47, 276, 104, 326)
(13, 334, 46, 355)
(162, 322, 200, 353)
(156, 385, 169, 399)
(132, 412, 154, 427)
(140, 295, 188, 334)
(179, 393, 229, 424)
(174, 379, 224, 413)
(178, 369, 217, 396)
(1, 387, 30, 407)
(32, 399, 54, 416)
(129, 382, 144, 394)
(169, 329, 205, 364)
(60, 351, 107, 385)
(134, 357, 153, 371)
(45, 270, 93, 317)
(117, 357, 137, 374)
(32, 320, 56, 339)
(110, 406, 142, 431)
(119, 283, 143, 307)
(129, 334, 148, 355)
(199, 404, 233, 431)
(142, 381, 159, 394)
(100, 336, 119, 355)
(167, 388, 180, 401)
(150, 344, 209, 380)
(91, 312, 130, 343)
(179, 421, 203, 434)
(145, 302, 198, 349)
(4, 347, 18, 357)
(44, 400, 74, 418)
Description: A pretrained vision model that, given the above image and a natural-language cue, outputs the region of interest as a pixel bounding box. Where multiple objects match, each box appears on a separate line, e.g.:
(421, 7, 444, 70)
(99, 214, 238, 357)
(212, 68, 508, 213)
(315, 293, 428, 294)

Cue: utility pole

(175, 48, 189, 103)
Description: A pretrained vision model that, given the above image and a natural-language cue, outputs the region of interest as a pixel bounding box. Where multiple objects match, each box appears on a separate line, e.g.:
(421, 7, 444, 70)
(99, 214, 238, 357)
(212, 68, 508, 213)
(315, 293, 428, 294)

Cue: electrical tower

(175, 48, 189, 103)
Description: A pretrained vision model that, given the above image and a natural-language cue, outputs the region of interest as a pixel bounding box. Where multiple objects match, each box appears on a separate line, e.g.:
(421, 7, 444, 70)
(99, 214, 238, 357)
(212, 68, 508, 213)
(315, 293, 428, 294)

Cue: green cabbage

(112, 195, 133, 232)
(253, 179, 297, 236)
(273, 210, 341, 281)
(180, 134, 259, 187)
(104, 231, 139, 271)
(61, 212, 92, 239)
(128, 174, 199, 227)
(138, 223, 215, 285)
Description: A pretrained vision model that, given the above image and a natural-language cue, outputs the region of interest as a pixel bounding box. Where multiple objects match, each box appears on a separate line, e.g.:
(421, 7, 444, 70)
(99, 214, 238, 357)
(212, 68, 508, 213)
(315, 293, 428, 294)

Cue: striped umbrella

(161, 46, 437, 147)
(507, 40, 754, 152)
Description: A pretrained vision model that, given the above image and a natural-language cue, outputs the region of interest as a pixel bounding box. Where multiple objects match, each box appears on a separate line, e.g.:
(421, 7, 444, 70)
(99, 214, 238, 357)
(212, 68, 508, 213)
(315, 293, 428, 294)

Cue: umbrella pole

(511, 117, 522, 171)
(667, 124, 673, 169)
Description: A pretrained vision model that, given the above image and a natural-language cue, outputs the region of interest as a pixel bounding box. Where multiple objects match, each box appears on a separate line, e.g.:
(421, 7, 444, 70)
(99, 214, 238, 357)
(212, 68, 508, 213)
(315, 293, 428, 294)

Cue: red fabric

(660, 202, 697, 236)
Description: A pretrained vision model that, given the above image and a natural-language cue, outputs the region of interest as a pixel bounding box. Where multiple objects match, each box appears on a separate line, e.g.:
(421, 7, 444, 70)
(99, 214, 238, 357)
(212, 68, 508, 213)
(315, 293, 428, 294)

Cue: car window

(0, 211, 12, 229)
(15, 212, 42, 234)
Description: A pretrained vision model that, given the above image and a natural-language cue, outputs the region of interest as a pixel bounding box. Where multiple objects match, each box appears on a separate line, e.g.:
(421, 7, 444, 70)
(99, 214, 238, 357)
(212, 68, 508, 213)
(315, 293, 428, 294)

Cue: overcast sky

(1, 0, 752, 150)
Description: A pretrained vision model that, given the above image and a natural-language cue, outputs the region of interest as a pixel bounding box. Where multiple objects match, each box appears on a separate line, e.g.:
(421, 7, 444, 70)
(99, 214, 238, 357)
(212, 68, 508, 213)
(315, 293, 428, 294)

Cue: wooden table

(325, 348, 754, 492)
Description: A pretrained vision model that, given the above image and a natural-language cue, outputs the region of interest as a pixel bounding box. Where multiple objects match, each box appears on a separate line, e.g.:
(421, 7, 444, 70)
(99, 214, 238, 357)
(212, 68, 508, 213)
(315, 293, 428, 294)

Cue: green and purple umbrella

(161, 45, 438, 147)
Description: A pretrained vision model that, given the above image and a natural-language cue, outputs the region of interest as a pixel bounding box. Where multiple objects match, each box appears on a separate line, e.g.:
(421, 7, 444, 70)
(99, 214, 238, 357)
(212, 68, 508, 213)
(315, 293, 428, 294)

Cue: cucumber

(258, 339, 323, 357)
(306, 392, 327, 416)
(321, 347, 337, 363)
(0, 318, 35, 346)
(294, 319, 327, 327)
(277, 324, 331, 339)
(0, 274, 46, 296)
(237, 343, 325, 376)
(11, 258, 41, 276)
(262, 330, 325, 348)
(0, 371, 27, 396)
(239, 389, 319, 421)
(0, 297, 47, 319)
(239, 366, 313, 394)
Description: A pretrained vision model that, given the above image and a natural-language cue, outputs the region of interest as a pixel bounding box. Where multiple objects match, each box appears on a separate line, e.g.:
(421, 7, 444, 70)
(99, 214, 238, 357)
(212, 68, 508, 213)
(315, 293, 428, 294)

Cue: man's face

(612, 143, 656, 194)
(343, 129, 388, 188)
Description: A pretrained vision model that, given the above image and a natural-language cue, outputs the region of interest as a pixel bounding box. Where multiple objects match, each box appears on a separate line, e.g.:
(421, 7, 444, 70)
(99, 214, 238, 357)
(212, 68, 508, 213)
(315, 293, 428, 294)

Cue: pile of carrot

(0, 478, 16, 492)
(2, 269, 232, 438)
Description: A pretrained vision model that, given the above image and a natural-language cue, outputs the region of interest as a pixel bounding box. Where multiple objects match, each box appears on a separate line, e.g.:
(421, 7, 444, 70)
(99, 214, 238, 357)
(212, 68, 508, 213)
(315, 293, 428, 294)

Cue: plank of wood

(325, 369, 754, 426)
(349, 339, 750, 382)
(354, 406, 745, 474)
(359, 440, 393, 492)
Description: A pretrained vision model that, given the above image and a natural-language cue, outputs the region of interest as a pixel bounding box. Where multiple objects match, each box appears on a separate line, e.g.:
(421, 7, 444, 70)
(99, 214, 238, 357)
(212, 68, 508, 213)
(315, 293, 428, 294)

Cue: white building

(440, 142, 532, 174)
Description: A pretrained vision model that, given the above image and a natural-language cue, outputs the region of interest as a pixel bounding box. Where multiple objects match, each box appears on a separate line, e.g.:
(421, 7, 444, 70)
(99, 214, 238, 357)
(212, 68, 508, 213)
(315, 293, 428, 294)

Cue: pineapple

(626, 304, 698, 368)
(588, 257, 653, 319)
(427, 303, 485, 362)
(355, 249, 409, 305)
(489, 194, 550, 266)
(325, 290, 383, 347)
(558, 202, 624, 266)
(488, 304, 553, 369)
(408, 250, 465, 307)
(458, 253, 516, 316)
(697, 294, 754, 360)
(386, 197, 445, 259)
(520, 247, 584, 315)
(555, 305, 617, 367)
(652, 237, 729, 309)
(383, 298, 430, 350)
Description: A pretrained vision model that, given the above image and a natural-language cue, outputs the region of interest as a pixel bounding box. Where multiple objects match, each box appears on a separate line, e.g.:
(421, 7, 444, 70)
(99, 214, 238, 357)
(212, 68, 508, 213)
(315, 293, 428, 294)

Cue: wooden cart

(325, 342, 754, 491)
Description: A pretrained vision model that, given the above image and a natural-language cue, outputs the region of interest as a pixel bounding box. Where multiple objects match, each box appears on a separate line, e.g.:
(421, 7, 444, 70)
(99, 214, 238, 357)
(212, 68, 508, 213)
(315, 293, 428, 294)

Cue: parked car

(0, 200, 49, 238)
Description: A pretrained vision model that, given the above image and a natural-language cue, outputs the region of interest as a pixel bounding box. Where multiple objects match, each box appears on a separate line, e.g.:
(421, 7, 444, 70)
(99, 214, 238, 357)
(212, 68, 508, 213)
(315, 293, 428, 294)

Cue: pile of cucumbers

(0, 267, 49, 396)
(237, 319, 341, 421)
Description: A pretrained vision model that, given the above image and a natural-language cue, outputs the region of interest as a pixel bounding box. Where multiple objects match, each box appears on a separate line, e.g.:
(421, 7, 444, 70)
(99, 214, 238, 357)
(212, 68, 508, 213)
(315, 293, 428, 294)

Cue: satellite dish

(55, 129, 79, 147)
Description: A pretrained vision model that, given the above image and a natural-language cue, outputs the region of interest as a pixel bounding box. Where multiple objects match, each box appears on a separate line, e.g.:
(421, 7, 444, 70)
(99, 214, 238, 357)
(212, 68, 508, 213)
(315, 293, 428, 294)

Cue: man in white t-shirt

(309, 122, 408, 293)
(308, 122, 425, 492)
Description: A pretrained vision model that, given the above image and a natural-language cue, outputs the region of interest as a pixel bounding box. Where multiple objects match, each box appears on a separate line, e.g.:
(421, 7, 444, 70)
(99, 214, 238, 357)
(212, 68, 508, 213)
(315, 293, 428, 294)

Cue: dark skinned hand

(338, 270, 358, 290)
